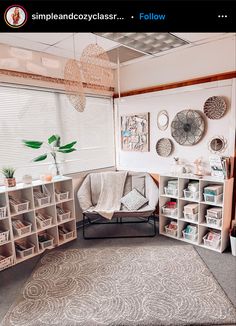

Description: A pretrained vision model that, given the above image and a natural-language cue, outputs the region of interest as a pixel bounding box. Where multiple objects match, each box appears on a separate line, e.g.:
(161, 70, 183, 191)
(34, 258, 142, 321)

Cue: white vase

(230, 236, 236, 257)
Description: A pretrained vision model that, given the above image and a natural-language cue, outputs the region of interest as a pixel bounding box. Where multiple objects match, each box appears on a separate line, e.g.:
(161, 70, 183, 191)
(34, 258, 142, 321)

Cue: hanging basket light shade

(80, 44, 113, 94)
(64, 59, 86, 112)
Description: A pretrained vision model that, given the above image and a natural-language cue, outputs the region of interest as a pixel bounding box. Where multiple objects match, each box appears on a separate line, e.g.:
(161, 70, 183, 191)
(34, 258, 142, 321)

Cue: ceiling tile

(14, 33, 73, 45)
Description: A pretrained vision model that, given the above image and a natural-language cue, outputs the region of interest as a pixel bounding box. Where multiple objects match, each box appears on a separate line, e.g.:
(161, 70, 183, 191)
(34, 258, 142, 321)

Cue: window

(0, 85, 115, 182)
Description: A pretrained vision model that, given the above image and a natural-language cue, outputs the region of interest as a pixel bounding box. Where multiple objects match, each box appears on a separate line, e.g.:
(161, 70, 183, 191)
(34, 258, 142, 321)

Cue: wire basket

(182, 230, 198, 242)
(59, 230, 75, 242)
(13, 221, 32, 237)
(0, 206, 7, 219)
(164, 187, 178, 197)
(206, 215, 222, 227)
(57, 210, 71, 223)
(0, 255, 14, 271)
(183, 212, 198, 222)
(165, 225, 177, 237)
(203, 233, 221, 249)
(56, 191, 69, 202)
(183, 189, 199, 201)
(203, 193, 223, 205)
(10, 200, 30, 214)
(15, 241, 35, 259)
(34, 195, 51, 207)
(162, 207, 178, 217)
(38, 234, 54, 250)
(36, 214, 53, 229)
(0, 230, 9, 244)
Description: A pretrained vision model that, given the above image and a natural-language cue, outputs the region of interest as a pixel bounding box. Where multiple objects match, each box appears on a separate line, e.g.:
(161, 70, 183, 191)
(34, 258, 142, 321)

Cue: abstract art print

(121, 113, 150, 152)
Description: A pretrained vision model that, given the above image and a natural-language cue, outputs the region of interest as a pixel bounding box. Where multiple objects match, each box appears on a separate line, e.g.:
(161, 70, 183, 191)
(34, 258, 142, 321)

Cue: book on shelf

(209, 155, 232, 179)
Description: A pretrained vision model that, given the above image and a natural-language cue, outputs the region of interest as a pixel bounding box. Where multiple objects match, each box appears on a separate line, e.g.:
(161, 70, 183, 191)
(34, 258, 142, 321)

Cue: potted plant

(22, 134, 77, 176)
(230, 223, 236, 257)
(1, 167, 16, 187)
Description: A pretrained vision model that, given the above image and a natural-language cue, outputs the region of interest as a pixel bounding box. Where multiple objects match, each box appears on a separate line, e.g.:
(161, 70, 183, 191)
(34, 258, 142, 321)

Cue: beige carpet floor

(1, 245, 236, 326)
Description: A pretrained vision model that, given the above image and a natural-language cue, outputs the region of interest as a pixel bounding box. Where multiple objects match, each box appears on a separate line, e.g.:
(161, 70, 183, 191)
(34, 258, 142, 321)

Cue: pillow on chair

(120, 188, 149, 211)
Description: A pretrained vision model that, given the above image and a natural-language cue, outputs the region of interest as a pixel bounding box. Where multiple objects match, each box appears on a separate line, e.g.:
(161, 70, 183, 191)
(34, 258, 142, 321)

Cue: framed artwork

(121, 113, 150, 152)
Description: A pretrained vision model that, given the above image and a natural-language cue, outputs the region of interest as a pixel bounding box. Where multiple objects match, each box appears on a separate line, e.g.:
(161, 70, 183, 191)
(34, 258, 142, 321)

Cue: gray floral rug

(2, 246, 236, 326)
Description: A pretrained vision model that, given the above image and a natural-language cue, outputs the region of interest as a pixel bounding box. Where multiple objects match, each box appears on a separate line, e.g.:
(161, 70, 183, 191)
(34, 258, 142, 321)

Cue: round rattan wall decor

(157, 110, 169, 131)
(203, 96, 227, 119)
(156, 138, 173, 157)
(171, 110, 205, 146)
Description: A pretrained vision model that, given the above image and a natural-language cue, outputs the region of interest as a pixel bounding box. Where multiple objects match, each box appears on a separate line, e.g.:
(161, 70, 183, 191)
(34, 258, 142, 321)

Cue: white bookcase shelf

(159, 174, 234, 253)
(0, 176, 77, 271)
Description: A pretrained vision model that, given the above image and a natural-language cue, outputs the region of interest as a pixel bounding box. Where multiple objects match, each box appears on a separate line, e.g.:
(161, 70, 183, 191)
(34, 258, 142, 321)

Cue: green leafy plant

(22, 135, 77, 175)
(1, 167, 16, 179)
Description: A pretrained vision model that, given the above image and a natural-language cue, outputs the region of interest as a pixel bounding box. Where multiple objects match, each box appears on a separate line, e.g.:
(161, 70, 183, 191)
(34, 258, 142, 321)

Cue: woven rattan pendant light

(80, 39, 113, 94)
(64, 34, 86, 112)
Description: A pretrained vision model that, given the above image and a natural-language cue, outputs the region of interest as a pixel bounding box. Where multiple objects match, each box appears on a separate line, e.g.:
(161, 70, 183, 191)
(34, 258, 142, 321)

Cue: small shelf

(0, 176, 76, 271)
(159, 174, 233, 253)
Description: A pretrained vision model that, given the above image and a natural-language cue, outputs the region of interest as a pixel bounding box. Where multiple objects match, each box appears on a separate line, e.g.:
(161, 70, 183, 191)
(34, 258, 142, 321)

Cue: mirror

(157, 110, 169, 130)
(208, 136, 227, 153)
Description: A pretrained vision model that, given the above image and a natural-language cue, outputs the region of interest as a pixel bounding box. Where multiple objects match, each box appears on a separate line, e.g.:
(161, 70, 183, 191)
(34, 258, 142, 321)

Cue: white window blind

(0, 85, 115, 182)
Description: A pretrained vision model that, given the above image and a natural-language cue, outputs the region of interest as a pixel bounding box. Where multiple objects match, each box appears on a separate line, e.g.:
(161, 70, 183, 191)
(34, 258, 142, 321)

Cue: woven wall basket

(171, 110, 205, 146)
(203, 96, 227, 119)
(64, 59, 86, 112)
(156, 138, 173, 157)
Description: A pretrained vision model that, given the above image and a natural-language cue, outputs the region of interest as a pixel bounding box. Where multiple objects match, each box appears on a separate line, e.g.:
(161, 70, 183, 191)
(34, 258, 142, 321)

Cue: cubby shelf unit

(0, 176, 77, 271)
(159, 174, 234, 253)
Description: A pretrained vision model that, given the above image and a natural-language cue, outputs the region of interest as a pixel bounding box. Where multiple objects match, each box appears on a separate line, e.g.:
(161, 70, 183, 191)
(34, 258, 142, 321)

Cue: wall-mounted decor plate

(203, 96, 227, 119)
(171, 110, 205, 146)
(208, 136, 227, 154)
(157, 110, 169, 131)
(156, 138, 173, 157)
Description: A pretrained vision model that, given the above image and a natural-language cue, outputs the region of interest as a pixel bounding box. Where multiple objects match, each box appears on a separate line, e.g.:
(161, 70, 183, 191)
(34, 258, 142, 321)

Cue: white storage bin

(183, 212, 198, 222)
(206, 208, 222, 219)
(164, 187, 178, 197)
(162, 207, 178, 217)
(38, 234, 54, 250)
(57, 210, 71, 223)
(203, 233, 221, 249)
(205, 215, 222, 227)
(182, 230, 198, 242)
(203, 193, 223, 205)
(183, 189, 199, 201)
(0, 206, 7, 219)
(15, 242, 35, 258)
(59, 230, 75, 242)
(13, 221, 32, 237)
(10, 200, 30, 214)
(0, 255, 14, 271)
(0, 230, 9, 244)
(165, 225, 177, 237)
(34, 195, 51, 207)
(56, 191, 69, 202)
(36, 215, 52, 229)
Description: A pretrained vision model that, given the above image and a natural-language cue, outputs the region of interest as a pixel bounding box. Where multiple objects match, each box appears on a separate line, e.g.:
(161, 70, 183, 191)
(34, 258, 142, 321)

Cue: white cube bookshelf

(0, 176, 77, 271)
(159, 174, 234, 253)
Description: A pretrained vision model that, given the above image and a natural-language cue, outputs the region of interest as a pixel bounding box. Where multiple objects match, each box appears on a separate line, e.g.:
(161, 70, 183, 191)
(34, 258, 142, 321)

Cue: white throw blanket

(93, 171, 128, 220)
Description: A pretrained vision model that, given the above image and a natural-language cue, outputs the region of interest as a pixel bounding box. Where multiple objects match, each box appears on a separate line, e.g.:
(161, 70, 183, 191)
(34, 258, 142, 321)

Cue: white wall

(118, 35, 236, 92)
(115, 79, 235, 175)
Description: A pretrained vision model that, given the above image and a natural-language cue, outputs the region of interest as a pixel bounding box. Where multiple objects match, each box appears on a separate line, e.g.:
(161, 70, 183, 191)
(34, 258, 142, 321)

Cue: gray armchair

(77, 171, 159, 239)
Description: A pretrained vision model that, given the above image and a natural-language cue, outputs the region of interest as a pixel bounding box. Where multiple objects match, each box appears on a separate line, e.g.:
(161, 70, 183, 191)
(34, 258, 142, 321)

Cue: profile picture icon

(4, 5, 28, 28)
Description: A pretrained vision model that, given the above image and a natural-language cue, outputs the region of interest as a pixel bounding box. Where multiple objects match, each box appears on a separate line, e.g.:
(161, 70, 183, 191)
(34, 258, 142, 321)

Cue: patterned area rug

(2, 246, 236, 326)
